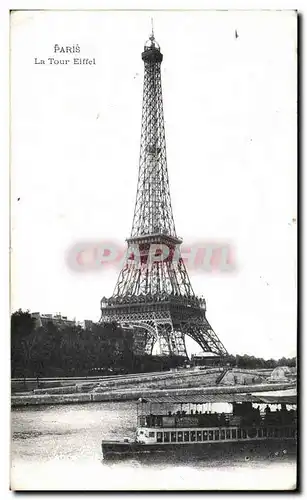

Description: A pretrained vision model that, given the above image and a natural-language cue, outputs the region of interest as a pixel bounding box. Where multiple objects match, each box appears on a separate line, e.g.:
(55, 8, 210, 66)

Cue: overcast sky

(10, 10, 297, 358)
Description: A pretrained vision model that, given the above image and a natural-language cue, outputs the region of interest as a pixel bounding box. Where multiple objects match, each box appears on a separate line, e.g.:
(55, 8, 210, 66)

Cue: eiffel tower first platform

(100, 28, 228, 359)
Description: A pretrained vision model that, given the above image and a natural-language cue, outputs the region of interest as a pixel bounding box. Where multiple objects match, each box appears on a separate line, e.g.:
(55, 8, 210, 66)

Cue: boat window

(231, 429, 236, 439)
(177, 432, 183, 442)
(203, 431, 208, 441)
(263, 428, 267, 437)
(164, 432, 170, 443)
(197, 431, 202, 442)
(208, 431, 213, 441)
(242, 429, 247, 439)
(171, 432, 177, 443)
(237, 429, 242, 439)
(190, 431, 196, 442)
(148, 432, 155, 438)
(257, 429, 263, 438)
(214, 430, 219, 441)
(184, 431, 190, 442)
(157, 432, 162, 443)
(226, 430, 231, 440)
(268, 428, 273, 437)
(139, 416, 146, 426)
(274, 428, 279, 438)
(220, 430, 225, 440)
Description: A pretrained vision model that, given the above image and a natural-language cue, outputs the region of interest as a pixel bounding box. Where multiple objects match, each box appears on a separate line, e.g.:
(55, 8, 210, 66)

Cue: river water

(11, 402, 296, 491)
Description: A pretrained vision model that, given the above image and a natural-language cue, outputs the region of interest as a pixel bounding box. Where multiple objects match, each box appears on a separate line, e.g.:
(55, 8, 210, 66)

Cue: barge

(101, 392, 297, 460)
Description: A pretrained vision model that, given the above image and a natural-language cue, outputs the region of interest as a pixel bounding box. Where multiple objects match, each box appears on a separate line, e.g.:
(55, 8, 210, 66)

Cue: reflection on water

(11, 402, 296, 491)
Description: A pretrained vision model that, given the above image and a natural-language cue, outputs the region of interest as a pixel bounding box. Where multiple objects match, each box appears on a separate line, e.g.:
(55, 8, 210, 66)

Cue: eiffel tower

(100, 26, 228, 359)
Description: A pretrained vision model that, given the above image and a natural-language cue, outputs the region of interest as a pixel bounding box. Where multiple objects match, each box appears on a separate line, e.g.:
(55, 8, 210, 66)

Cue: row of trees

(223, 354, 296, 369)
(11, 310, 184, 377)
(11, 309, 296, 378)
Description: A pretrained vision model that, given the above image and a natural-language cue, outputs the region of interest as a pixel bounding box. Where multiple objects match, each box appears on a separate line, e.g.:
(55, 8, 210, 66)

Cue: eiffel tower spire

(100, 28, 228, 359)
(131, 28, 176, 238)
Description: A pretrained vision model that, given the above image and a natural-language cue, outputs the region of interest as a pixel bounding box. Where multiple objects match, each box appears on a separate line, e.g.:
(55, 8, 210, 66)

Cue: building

(191, 352, 222, 367)
(31, 312, 76, 330)
(84, 319, 94, 331)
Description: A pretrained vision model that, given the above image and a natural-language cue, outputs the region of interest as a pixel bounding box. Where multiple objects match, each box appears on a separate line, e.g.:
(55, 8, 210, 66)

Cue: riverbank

(11, 381, 295, 407)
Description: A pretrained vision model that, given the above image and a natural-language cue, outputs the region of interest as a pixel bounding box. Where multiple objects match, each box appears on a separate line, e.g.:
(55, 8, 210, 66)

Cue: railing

(216, 369, 229, 384)
(101, 294, 206, 309)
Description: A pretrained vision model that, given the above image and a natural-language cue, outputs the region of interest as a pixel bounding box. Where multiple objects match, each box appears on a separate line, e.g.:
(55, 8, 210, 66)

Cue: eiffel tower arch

(100, 27, 228, 360)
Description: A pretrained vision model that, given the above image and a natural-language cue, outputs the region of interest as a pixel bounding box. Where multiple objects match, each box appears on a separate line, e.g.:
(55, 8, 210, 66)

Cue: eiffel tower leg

(130, 322, 157, 356)
(174, 328, 189, 359)
(156, 323, 172, 356)
(144, 333, 155, 355)
(156, 323, 188, 358)
(183, 318, 228, 356)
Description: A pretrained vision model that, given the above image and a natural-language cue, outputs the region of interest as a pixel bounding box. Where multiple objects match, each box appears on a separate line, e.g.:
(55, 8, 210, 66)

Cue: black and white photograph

(10, 9, 297, 491)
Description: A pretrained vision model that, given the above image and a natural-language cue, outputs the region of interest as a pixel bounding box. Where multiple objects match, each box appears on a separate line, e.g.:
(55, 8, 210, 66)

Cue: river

(11, 402, 296, 491)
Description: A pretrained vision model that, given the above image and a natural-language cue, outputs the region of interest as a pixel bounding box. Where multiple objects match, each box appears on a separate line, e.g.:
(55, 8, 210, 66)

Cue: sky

(10, 10, 297, 359)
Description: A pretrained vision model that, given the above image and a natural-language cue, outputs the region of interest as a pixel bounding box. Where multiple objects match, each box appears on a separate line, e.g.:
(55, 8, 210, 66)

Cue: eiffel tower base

(100, 302, 227, 359)
(102, 309, 188, 358)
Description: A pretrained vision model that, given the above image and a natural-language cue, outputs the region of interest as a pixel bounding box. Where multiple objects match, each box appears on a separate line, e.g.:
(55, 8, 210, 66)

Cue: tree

(11, 309, 36, 339)
(11, 310, 37, 377)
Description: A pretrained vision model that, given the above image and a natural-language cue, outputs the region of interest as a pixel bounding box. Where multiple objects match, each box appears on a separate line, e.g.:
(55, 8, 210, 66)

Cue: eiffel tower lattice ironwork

(100, 28, 228, 359)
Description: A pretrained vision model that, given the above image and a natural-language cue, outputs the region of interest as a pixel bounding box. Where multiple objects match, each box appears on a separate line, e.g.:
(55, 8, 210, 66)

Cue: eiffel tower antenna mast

(100, 28, 228, 359)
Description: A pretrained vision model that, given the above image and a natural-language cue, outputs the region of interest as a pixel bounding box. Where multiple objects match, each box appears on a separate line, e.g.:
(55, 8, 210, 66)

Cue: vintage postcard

(10, 9, 297, 491)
